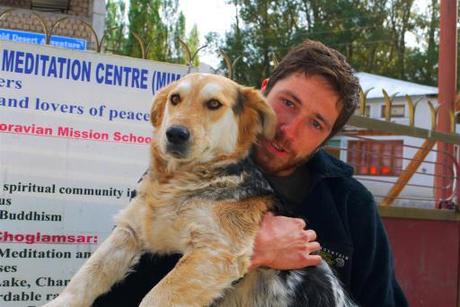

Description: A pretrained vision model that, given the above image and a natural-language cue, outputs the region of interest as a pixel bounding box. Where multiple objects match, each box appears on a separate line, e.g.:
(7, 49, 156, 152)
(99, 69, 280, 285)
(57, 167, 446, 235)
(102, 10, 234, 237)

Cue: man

(94, 40, 407, 306)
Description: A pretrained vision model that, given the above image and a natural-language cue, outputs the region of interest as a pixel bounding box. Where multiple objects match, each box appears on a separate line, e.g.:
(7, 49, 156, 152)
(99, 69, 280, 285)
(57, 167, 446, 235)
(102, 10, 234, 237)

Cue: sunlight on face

(253, 73, 341, 176)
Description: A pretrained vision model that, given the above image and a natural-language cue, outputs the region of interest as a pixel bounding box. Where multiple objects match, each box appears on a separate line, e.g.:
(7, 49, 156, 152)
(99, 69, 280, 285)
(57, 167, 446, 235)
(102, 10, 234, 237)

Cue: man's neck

(264, 162, 312, 210)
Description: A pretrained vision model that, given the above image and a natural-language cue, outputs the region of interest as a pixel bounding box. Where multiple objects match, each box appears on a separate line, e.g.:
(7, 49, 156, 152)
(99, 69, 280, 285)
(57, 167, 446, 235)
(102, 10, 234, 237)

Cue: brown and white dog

(44, 73, 356, 307)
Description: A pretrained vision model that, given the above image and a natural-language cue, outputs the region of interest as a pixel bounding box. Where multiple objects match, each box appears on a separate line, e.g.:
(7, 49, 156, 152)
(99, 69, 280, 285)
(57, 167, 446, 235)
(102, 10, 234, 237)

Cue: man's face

(253, 73, 341, 176)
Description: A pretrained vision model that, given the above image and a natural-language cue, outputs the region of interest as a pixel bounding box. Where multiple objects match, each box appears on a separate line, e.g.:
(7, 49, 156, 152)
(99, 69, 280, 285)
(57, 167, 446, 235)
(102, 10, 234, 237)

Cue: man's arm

(248, 189, 408, 307)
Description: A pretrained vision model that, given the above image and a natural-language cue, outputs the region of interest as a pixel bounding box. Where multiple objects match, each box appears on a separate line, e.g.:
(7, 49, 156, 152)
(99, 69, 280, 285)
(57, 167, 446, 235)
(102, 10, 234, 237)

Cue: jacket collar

(306, 149, 354, 178)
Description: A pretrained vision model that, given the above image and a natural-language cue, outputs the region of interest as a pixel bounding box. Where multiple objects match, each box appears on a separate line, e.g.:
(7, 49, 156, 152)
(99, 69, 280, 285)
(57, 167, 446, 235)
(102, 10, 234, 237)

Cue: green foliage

(217, 0, 450, 89)
(103, 0, 201, 65)
(187, 25, 200, 66)
(126, 0, 166, 60)
(104, 0, 127, 55)
(172, 12, 186, 63)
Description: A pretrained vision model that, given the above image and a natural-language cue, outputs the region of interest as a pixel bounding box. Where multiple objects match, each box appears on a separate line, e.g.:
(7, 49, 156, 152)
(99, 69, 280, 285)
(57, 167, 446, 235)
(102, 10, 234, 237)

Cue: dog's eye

(206, 99, 222, 110)
(170, 94, 181, 106)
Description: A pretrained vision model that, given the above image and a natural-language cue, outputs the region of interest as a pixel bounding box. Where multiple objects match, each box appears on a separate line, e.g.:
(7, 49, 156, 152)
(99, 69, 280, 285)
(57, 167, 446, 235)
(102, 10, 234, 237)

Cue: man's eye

(170, 94, 181, 105)
(312, 119, 322, 130)
(282, 99, 295, 108)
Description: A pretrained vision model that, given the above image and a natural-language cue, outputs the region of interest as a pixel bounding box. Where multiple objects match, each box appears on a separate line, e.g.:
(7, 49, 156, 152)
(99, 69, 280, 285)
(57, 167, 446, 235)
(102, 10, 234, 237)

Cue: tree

(187, 24, 201, 66)
(404, 0, 439, 86)
(171, 12, 186, 63)
(120, 0, 196, 63)
(218, 6, 247, 80)
(388, 0, 416, 79)
(125, 0, 166, 60)
(159, 0, 190, 63)
(221, 0, 299, 86)
(104, 0, 127, 55)
(217, 0, 443, 89)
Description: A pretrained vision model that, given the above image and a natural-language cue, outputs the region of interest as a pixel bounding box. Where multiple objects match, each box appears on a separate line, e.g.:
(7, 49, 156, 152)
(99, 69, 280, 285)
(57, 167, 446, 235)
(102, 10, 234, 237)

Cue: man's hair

(263, 40, 360, 140)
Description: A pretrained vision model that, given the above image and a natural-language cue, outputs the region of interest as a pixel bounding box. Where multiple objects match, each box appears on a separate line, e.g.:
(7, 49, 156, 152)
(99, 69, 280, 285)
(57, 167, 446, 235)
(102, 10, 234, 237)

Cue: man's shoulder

(311, 150, 370, 194)
(309, 149, 353, 178)
(309, 151, 377, 215)
(340, 173, 373, 198)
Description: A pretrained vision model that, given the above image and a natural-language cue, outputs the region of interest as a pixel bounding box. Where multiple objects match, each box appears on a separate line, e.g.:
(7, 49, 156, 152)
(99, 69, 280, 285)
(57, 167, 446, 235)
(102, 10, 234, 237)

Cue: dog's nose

(166, 126, 190, 145)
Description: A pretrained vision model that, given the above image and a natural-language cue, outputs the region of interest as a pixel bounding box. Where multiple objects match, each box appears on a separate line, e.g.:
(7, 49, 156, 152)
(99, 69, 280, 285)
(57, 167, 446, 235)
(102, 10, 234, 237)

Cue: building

(0, 0, 105, 50)
(332, 72, 449, 208)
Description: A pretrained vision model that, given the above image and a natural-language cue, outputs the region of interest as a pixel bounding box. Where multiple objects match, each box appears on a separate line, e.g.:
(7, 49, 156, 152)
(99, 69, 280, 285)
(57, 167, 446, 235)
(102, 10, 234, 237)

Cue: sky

(178, 0, 235, 67)
(178, 0, 432, 68)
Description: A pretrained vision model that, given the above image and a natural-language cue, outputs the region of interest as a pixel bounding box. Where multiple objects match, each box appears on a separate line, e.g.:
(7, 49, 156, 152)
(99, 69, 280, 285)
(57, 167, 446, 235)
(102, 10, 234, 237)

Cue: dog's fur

(44, 73, 356, 307)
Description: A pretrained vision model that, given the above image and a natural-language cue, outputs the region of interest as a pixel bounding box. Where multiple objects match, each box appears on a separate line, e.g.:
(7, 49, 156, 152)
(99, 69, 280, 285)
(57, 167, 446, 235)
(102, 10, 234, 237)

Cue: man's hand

(249, 212, 322, 270)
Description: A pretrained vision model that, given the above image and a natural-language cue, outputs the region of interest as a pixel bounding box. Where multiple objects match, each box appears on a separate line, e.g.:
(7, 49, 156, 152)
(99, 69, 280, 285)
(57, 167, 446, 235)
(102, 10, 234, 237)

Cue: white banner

(0, 40, 188, 306)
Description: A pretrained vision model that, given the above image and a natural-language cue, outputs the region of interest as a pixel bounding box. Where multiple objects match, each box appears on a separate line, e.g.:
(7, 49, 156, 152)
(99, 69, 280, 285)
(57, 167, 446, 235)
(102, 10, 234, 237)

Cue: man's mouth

(265, 139, 290, 156)
(271, 141, 286, 152)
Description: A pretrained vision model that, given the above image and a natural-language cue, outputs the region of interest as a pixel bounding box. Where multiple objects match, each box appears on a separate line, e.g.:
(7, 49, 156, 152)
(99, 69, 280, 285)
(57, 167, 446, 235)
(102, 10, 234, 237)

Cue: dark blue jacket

(284, 150, 408, 306)
(93, 150, 408, 307)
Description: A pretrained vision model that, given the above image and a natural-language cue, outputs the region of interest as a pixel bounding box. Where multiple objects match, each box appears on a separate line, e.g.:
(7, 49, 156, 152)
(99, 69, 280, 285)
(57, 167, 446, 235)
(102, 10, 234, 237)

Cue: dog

(43, 73, 356, 307)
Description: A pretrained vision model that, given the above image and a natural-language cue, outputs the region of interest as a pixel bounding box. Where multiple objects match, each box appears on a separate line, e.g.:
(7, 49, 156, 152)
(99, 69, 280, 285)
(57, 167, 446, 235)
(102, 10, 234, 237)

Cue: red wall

(383, 217, 459, 307)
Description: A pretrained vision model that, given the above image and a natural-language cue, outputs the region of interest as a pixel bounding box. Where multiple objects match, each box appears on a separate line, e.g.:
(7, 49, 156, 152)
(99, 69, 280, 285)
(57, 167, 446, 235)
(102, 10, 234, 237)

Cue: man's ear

(150, 82, 175, 128)
(240, 87, 277, 139)
(260, 78, 269, 94)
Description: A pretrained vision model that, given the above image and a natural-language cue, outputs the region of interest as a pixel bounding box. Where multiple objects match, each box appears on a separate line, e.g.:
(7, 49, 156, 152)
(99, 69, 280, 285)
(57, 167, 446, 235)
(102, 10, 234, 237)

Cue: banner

(0, 28, 87, 51)
(0, 40, 188, 306)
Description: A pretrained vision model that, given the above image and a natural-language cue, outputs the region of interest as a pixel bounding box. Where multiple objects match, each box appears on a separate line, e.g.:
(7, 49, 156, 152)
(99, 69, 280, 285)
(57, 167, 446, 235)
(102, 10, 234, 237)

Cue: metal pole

(435, 0, 457, 208)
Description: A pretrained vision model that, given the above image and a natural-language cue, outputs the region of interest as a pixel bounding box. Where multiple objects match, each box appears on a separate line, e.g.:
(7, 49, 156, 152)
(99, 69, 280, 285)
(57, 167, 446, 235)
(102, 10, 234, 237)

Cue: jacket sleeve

(92, 253, 181, 307)
(347, 183, 408, 307)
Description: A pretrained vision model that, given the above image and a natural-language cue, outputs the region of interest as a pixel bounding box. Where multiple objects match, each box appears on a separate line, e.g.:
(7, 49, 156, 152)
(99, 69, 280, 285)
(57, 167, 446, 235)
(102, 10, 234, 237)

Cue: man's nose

(279, 118, 301, 139)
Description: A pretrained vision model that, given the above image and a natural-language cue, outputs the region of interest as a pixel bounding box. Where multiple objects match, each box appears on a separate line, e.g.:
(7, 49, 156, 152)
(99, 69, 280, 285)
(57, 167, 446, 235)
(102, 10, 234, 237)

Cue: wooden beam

(348, 115, 460, 145)
(378, 206, 460, 221)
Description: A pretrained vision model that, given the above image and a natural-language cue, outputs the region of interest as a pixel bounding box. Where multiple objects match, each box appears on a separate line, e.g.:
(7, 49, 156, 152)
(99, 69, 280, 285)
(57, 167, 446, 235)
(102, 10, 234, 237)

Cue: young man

(94, 40, 407, 306)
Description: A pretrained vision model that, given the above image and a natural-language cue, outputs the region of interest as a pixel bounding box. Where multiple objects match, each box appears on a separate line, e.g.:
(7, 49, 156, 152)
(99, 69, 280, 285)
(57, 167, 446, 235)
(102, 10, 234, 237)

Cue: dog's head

(150, 73, 276, 164)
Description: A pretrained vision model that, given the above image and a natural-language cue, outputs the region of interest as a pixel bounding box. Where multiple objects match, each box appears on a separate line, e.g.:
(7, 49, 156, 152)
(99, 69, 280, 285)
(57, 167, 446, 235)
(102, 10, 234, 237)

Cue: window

(325, 139, 341, 159)
(380, 104, 405, 118)
(347, 140, 403, 176)
(31, 0, 70, 13)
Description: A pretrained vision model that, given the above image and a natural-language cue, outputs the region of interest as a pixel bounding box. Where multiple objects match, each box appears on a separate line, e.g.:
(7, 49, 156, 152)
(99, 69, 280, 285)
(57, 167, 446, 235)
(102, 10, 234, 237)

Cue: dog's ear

(150, 82, 175, 128)
(239, 87, 277, 139)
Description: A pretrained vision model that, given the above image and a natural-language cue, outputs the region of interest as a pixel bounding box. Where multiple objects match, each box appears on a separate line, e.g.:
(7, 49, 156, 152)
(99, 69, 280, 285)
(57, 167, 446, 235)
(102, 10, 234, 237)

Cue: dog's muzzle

(165, 125, 190, 158)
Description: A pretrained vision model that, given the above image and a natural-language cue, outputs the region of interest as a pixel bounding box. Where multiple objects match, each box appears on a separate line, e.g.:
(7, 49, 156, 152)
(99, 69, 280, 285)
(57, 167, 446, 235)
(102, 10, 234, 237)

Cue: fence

(327, 107, 459, 209)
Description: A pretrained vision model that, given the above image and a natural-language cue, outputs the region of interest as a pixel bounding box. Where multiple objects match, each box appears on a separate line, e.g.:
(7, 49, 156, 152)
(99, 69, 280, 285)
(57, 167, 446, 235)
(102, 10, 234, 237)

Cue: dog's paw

(42, 293, 85, 307)
(140, 295, 193, 307)
(139, 295, 165, 307)
(139, 297, 155, 307)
